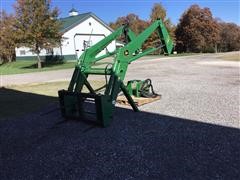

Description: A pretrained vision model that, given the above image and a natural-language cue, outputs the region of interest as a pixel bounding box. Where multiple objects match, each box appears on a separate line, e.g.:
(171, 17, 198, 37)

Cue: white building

(15, 9, 116, 61)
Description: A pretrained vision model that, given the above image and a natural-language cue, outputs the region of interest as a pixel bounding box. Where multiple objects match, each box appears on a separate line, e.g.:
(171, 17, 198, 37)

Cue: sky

(1, 0, 239, 25)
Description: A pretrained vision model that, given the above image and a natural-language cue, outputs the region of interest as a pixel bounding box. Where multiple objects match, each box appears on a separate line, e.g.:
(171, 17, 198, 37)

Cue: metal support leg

(120, 82, 139, 112)
(74, 71, 95, 94)
(75, 71, 85, 92)
(84, 79, 95, 94)
(68, 67, 79, 91)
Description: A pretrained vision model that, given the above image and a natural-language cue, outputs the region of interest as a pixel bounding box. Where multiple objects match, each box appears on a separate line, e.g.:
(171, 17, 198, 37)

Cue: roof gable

(59, 12, 113, 33)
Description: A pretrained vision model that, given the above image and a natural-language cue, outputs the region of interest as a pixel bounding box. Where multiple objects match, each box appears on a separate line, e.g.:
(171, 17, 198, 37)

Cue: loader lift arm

(58, 19, 173, 127)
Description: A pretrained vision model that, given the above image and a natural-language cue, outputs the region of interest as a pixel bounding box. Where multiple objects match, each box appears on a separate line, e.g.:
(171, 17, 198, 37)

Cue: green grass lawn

(0, 60, 76, 75)
(8, 80, 105, 96)
(0, 81, 69, 119)
(0, 87, 58, 119)
(9, 81, 70, 97)
(218, 53, 240, 61)
(0, 80, 105, 120)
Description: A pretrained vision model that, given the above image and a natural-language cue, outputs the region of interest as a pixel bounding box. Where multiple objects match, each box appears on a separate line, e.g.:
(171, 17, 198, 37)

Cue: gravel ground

(127, 54, 240, 128)
(1, 54, 240, 179)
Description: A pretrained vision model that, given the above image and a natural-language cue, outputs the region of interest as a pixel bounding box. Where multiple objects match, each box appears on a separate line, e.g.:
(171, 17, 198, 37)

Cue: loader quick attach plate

(58, 90, 114, 127)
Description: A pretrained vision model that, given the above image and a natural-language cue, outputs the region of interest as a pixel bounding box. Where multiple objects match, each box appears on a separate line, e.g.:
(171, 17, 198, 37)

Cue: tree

(0, 11, 16, 63)
(109, 13, 149, 35)
(175, 5, 219, 53)
(150, 3, 175, 39)
(150, 3, 166, 21)
(148, 3, 175, 53)
(109, 4, 175, 54)
(109, 13, 149, 48)
(217, 21, 240, 52)
(14, 0, 62, 68)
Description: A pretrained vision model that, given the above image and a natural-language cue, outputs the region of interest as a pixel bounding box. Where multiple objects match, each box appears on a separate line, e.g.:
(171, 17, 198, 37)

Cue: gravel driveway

(127, 54, 240, 128)
(1, 54, 239, 179)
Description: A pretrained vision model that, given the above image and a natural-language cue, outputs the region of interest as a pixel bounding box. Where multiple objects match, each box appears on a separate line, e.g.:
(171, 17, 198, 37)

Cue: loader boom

(58, 19, 173, 127)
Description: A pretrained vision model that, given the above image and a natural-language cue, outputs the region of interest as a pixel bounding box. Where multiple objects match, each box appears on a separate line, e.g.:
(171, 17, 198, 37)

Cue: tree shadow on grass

(0, 87, 57, 119)
(21, 55, 68, 69)
(0, 88, 239, 179)
(21, 60, 66, 69)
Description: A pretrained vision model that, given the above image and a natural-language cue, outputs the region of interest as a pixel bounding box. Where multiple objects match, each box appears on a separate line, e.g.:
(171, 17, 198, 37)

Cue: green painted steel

(126, 79, 157, 98)
(58, 19, 173, 127)
(127, 80, 144, 97)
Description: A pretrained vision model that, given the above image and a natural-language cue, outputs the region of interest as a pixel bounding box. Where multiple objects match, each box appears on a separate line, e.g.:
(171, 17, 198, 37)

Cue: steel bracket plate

(58, 90, 114, 127)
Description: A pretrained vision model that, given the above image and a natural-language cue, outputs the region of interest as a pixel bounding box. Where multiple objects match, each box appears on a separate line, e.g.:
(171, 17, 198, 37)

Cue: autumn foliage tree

(109, 13, 149, 42)
(14, 0, 62, 68)
(0, 11, 17, 63)
(217, 21, 240, 52)
(175, 5, 219, 53)
(109, 3, 174, 54)
(148, 3, 175, 53)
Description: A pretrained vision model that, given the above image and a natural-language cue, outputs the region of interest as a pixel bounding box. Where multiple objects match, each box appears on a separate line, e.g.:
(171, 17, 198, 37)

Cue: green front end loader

(58, 19, 173, 127)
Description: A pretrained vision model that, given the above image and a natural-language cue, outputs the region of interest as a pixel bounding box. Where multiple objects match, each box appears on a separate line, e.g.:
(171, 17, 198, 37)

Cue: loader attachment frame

(58, 19, 173, 127)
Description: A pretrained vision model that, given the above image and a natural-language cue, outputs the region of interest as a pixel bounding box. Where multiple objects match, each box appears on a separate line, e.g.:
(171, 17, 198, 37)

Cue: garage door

(74, 34, 106, 58)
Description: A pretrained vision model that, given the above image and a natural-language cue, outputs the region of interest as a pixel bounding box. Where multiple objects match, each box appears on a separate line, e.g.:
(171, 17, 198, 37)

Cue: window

(46, 48, 53, 55)
(20, 50, 26, 55)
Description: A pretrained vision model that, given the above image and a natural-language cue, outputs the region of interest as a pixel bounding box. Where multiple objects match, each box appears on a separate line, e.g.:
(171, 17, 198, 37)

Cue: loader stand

(58, 68, 139, 127)
(58, 19, 173, 127)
